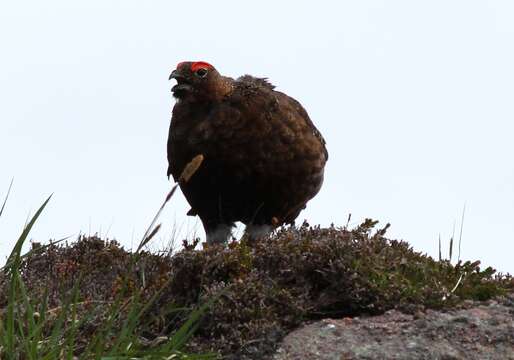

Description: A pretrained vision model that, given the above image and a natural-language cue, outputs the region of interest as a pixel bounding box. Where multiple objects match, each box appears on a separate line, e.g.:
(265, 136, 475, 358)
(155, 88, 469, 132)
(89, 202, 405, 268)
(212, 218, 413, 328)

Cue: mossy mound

(1, 220, 512, 358)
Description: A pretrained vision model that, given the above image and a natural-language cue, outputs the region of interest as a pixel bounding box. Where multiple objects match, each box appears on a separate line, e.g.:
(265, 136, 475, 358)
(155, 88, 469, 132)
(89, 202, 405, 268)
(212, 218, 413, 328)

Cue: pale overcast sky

(1, 1, 513, 274)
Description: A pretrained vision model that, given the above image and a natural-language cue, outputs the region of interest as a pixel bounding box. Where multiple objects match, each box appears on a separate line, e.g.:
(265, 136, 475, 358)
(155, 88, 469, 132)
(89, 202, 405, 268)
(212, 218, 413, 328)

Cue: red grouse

(167, 61, 328, 244)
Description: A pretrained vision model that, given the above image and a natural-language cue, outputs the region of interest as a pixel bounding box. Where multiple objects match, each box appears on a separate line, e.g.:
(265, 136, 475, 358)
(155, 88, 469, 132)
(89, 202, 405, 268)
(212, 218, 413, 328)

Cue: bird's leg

(245, 224, 273, 242)
(204, 223, 233, 245)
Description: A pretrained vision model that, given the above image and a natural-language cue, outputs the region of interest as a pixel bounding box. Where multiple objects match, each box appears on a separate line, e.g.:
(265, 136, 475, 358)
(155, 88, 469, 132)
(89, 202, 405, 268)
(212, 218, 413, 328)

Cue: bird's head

(169, 61, 231, 101)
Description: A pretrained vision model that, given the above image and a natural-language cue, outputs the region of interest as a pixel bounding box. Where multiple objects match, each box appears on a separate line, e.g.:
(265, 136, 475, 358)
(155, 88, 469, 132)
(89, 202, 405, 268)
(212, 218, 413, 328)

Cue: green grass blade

(44, 299, 70, 359)
(18, 276, 38, 359)
(4, 194, 52, 272)
(64, 284, 81, 360)
(163, 297, 216, 352)
(81, 295, 125, 357)
(107, 293, 143, 355)
(0, 178, 14, 219)
(5, 269, 17, 358)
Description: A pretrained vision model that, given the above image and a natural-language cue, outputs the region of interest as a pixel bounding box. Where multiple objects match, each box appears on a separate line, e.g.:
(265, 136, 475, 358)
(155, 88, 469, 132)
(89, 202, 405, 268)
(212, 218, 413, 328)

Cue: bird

(167, 61, 328, 244)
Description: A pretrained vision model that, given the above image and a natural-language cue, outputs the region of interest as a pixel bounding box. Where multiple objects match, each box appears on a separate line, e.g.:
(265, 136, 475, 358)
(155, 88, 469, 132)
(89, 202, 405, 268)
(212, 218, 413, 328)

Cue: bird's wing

(229, 76, 328, 161)
(280, 94, 329, 161)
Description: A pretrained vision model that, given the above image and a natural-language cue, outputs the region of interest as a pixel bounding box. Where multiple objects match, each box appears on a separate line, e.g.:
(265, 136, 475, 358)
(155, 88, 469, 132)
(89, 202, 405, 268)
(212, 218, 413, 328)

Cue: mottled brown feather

(167, 64, 327, 239)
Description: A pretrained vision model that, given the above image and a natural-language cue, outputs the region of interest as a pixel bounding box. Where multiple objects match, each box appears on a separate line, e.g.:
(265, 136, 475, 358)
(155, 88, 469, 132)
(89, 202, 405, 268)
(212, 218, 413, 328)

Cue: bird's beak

(170, 69, 193, 97)
(169, 70, 184, 81)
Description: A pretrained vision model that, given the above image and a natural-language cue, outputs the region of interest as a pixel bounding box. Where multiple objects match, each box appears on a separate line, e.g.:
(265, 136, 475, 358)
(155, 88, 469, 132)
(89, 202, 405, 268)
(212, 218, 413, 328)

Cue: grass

(1, 167, 513, 358)
(0, 170, 217, 359)
(13, 219, 508, 359)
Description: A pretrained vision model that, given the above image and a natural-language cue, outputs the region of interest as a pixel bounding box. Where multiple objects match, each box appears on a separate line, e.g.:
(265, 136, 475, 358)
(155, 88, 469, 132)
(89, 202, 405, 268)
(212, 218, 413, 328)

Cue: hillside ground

(1, 220, 512, 358)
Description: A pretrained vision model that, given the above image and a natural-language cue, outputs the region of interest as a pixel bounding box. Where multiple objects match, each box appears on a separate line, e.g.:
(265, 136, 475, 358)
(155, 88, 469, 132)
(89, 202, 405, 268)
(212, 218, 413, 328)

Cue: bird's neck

(208, 76, 234, 101)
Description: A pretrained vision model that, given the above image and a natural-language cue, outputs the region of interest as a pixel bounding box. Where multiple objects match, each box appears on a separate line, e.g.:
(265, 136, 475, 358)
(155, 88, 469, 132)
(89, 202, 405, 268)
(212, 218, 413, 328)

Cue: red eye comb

(191, 61, 214, 72)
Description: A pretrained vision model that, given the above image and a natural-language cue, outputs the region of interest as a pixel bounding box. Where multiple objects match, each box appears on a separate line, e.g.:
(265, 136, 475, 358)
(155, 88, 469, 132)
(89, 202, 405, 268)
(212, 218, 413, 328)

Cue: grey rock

(273, 294, 514, 360)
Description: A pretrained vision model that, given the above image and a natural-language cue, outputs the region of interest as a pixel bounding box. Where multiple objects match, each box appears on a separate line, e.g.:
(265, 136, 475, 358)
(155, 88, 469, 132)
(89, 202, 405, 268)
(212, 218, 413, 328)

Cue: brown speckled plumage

(167, 61, 327, 243)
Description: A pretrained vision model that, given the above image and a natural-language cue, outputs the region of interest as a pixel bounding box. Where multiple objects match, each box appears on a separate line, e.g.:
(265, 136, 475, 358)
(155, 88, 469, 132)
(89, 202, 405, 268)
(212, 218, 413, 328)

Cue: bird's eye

(195, 68, 208, 78)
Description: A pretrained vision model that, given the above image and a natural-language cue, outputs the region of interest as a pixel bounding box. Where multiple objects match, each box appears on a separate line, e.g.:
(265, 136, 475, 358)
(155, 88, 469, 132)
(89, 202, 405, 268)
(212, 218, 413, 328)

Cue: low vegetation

(1, 217, 512, 358)
(1, 176, 512, 358)
(0, 190, 214, 359)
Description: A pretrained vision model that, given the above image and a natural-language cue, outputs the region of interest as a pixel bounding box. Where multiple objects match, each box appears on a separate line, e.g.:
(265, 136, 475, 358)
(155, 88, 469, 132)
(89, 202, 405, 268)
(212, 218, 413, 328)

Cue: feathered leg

(202, 219, 234, 245)
(245, 224, 273, 242)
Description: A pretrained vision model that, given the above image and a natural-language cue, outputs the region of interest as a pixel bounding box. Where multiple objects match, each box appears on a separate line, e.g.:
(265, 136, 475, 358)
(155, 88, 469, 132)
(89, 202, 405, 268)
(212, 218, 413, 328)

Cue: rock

(273, 294, 514, 360)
